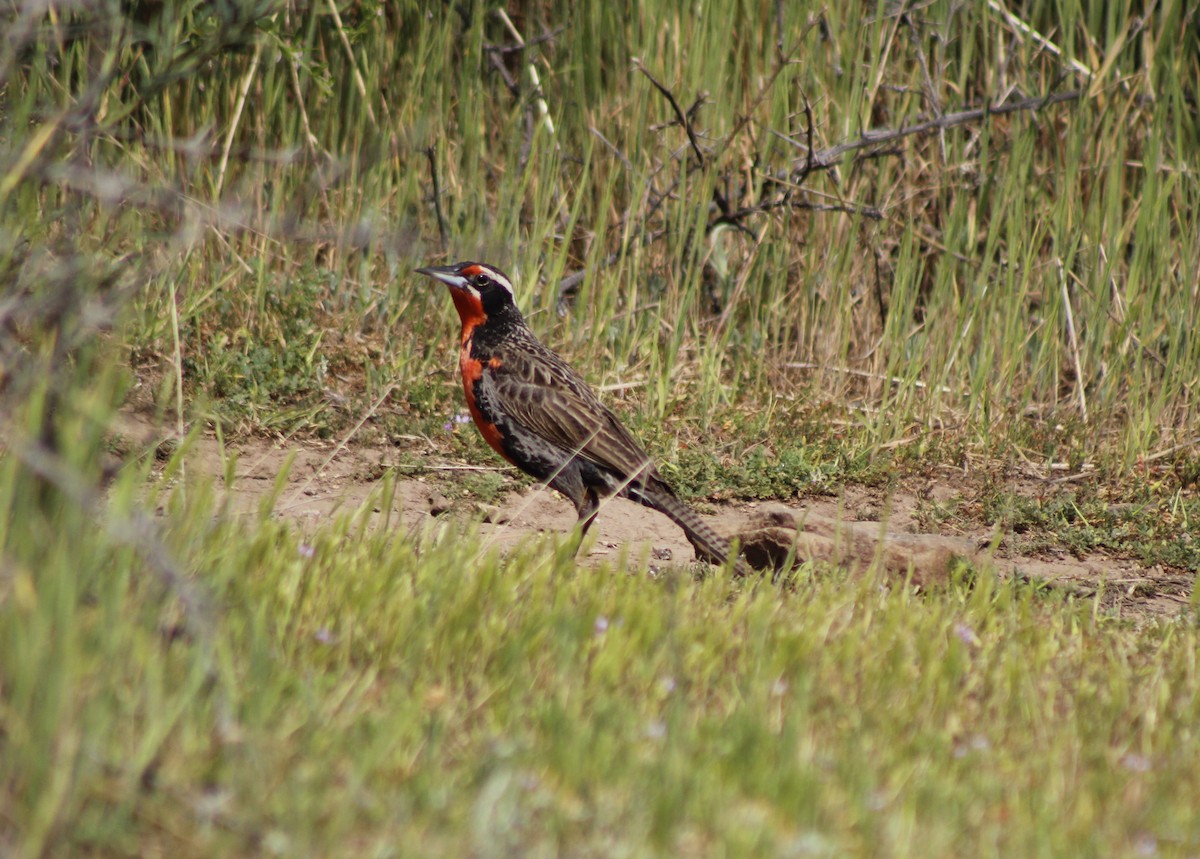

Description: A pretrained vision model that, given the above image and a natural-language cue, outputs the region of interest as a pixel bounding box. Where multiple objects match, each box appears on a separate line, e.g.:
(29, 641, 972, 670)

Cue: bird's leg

(570, 487, 601, 559)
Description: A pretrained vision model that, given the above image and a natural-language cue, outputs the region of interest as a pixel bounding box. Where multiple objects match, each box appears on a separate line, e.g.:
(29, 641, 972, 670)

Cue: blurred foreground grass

(5, 457, 1199, 856)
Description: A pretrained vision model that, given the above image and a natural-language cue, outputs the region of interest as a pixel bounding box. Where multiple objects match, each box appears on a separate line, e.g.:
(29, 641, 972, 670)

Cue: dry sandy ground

(123, 413, 1193, 621)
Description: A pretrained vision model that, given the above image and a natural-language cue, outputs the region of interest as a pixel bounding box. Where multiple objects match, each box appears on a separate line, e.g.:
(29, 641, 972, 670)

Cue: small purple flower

(1121, 753, 1151, 773)
(299, 543, 315, 559)
(314, 628, 334, 644)
(953, 734, 991, 758)
(1134, 833, 1158, 856)
(954, 622, 980, 647)
(594, 616, 609, 635)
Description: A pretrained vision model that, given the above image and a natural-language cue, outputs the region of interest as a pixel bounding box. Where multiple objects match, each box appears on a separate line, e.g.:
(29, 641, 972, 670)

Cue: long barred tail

(639, 486, 752, 576)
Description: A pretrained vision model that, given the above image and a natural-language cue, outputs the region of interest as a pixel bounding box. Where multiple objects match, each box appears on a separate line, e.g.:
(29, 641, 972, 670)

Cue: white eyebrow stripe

(473, 265, 515, 298)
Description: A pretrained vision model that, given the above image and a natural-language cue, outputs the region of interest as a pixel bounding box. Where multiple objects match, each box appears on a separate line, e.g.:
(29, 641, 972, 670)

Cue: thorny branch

(555, 81, 1082, 301)
(632, 58, 710, 171)
(425, 145, 448, 249)
(771, 88, 1083, 174)
(485, 26, 565, 56)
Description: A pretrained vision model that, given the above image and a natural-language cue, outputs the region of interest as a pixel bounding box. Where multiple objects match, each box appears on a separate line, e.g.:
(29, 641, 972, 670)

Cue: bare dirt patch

(121, 412, 1193, 620)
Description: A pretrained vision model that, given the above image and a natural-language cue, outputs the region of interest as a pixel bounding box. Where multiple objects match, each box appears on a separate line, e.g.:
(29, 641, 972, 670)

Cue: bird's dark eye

(474, 274, 490, 287)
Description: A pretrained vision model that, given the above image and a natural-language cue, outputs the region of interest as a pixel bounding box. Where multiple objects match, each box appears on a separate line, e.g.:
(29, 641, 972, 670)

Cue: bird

(416, 260, 751, 576)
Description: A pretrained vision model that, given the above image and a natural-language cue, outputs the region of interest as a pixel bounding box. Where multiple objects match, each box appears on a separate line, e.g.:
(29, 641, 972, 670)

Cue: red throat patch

(448, 287, 486, 344)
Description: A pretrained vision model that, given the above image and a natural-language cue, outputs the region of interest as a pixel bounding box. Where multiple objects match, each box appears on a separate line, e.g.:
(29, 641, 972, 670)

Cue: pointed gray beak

(415, 264, 465, 287)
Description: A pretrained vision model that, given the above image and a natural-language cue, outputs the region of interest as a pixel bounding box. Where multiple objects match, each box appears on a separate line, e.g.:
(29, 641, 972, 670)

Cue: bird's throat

(449, 287, 486, 344)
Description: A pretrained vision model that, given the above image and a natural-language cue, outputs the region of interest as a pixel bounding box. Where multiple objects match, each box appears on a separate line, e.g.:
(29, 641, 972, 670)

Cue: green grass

(10, 0, 1199, 468)
(3, 0, 1200, 855)
(3, 462, 1199, 857)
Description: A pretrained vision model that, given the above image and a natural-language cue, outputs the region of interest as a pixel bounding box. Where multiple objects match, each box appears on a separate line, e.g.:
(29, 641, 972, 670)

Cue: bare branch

(484, 26, 565, 56)
(632, 58, 708, 170)
(589, 126, 633, 173)
(426, 145, 447, 249)
(776, 88, 1083, 172)
(792, 92, 818, 185)
(714, 197, 882, 227)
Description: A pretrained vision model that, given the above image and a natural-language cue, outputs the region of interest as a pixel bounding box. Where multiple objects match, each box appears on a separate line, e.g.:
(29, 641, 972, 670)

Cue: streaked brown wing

(485, 339, 653, 479)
